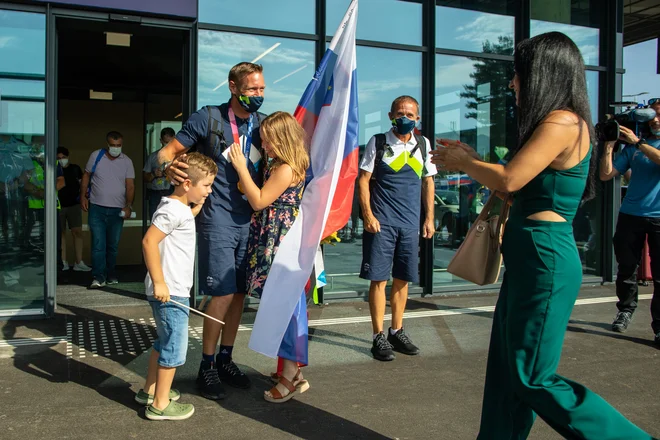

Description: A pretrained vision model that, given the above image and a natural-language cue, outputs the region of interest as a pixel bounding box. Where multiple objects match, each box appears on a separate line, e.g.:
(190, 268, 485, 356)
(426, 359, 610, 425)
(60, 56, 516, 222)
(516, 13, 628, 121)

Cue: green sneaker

(134, 388, 181, 406)
(145, 400, 195, 421)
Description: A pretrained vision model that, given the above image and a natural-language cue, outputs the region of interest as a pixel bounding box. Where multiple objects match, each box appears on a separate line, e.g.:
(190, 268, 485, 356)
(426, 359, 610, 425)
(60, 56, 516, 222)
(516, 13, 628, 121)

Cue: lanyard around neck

(228, 106, 253, 164)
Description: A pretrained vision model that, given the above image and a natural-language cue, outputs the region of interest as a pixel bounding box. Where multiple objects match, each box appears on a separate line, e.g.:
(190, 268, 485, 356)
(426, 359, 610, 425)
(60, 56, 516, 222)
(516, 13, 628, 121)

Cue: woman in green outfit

(431, 32, 654, 439)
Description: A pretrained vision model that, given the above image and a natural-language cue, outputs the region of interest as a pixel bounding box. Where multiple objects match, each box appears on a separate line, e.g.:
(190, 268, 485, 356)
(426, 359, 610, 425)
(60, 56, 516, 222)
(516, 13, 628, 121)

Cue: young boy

(135, 152, 217, 420)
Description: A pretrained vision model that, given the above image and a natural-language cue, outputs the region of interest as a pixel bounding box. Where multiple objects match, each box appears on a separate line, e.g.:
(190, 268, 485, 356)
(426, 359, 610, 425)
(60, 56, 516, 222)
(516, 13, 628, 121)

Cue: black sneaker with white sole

(612, 311, 633, 333)
(196, 361, 226, 400)
(387, 328, 420, 355)
(371, 333, 395, 361)
(216, 359, 251, 389)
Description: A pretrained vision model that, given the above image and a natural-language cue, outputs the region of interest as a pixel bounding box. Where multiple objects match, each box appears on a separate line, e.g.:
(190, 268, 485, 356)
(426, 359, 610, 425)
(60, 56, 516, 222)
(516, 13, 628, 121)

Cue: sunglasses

(649, 98, 659, 106)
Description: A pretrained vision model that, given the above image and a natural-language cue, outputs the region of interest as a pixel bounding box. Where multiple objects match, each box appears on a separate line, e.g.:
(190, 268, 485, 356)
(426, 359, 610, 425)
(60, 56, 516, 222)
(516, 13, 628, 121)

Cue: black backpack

(359, 132, 427, 220)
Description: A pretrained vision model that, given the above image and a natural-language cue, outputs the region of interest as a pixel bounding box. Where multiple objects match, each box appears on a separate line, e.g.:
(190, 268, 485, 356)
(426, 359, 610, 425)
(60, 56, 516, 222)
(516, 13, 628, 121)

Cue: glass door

(0, 8, 47, 317)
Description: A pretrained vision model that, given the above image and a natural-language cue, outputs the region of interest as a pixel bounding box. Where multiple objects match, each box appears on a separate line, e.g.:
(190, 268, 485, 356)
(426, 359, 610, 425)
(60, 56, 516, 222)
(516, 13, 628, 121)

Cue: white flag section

(248, 0, 358, 358)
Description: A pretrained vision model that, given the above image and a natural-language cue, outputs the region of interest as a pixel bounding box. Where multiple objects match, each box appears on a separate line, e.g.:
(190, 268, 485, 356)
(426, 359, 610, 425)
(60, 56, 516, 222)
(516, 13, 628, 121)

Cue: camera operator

(600, 99, 660, 346)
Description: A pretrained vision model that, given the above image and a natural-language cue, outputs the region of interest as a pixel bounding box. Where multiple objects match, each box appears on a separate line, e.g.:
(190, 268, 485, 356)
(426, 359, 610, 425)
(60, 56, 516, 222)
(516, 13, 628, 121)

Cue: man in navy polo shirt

(358, 95, 436, 361)
(158, 62, 265, 399)
(600, 99, 660, 346)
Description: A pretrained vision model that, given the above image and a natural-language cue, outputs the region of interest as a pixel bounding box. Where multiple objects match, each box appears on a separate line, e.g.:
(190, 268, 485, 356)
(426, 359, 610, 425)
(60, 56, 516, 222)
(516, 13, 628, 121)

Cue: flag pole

(170, 299, 226, 325)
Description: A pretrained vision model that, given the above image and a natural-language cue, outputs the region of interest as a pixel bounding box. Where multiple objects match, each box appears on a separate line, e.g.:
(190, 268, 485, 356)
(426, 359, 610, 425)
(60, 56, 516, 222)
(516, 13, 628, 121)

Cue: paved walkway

(1, 284, 658, 439)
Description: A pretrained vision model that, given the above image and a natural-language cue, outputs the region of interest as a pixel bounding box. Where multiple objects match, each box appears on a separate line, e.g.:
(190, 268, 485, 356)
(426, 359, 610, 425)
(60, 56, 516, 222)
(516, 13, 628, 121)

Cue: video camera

(595, 102, 657, 145)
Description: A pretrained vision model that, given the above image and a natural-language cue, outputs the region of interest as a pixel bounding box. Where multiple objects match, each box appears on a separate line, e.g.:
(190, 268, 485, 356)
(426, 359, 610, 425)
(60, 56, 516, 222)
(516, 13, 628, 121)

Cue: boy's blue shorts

(149, 296, 190, 368)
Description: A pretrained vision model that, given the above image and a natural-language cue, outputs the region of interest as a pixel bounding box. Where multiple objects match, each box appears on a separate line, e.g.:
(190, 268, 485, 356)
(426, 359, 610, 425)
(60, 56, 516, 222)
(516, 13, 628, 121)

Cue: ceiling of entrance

(58, 18, 184, 101)
(624, 0, 660, 46)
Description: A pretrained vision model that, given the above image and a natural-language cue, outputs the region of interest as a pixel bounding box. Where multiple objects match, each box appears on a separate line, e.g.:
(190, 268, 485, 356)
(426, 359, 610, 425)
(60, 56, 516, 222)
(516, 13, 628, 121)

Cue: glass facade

(0, 0, 627, 315)
(433, 53, 515, 286)
(0, 10, 46, 312)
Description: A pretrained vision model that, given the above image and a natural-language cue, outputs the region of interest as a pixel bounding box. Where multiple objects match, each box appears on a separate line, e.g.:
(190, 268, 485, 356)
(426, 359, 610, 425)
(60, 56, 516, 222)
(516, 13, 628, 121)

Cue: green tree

(460, 36, 516, 161)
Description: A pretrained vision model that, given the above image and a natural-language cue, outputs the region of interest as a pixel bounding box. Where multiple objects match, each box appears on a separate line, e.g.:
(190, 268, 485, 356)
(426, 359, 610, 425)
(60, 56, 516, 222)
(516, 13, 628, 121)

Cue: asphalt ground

(0, 284, 658, 439)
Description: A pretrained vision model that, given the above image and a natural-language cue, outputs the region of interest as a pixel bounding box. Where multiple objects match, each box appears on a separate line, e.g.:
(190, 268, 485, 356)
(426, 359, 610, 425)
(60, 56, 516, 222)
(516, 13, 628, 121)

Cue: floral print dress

(246, 165, 304, 298)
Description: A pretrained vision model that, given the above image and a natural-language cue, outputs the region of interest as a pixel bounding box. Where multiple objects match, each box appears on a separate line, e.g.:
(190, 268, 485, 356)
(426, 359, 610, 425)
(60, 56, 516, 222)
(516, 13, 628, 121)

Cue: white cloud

(358, 76, 421, 104)
(0, 36, 16, 49)
(435, 57, 478, 91)
(198, 31, 311, 66)
(530, 21, 600, 64)
(455, 15, 515, 48)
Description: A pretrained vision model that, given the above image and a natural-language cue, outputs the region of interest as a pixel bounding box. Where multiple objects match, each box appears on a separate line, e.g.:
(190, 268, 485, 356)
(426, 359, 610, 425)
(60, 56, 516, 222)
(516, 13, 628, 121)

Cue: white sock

(390, 327, 401, 336)
(372, 333, 382, 340)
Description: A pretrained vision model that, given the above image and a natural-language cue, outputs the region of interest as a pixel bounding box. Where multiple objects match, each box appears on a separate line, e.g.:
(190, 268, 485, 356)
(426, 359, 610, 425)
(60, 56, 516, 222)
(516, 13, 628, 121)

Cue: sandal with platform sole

(264, 370, 309, 403)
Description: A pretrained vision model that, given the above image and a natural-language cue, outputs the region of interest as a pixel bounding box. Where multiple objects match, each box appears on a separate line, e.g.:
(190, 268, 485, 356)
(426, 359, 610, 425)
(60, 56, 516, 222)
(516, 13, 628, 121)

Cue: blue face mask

(391, 117, 416, 135)
(237, 95, 264, 113)
(652, 128, 660, 136)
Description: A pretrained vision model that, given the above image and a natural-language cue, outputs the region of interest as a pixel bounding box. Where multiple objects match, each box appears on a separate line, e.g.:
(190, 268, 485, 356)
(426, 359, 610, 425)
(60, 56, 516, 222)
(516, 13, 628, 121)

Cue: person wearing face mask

(80, 131, 135, 289)
(57, 146, 91, 272)
(357, 95, 436, 361)
(156, 62, 266, 400)
(143, 127, 175, 220)
(600, 99, 660, 346)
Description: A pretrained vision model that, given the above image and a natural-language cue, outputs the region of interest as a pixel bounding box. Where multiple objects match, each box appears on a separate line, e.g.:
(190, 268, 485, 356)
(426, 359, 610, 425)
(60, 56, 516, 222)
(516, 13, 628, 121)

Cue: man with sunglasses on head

(600, 98, 660, 346)
(157, 62, 266, 400)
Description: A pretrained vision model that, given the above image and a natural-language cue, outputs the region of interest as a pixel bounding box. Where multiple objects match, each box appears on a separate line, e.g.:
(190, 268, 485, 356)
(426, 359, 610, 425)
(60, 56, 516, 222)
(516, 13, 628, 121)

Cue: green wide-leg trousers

(477, 219, 651, 440)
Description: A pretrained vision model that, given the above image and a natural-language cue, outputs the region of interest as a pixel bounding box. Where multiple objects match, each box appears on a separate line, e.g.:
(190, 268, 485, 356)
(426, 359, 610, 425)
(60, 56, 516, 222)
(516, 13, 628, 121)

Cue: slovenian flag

(248, 0, 359, 362)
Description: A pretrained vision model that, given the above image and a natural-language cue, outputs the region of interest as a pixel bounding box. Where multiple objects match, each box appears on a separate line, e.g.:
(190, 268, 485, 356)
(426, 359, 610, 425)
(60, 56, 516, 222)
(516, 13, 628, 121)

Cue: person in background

(144, 128, 175, 220)
(57, 147, 90, 272)
(80, 131, 135, 289)
(358, 95, 436, 362)
(600, 99, 660, 344)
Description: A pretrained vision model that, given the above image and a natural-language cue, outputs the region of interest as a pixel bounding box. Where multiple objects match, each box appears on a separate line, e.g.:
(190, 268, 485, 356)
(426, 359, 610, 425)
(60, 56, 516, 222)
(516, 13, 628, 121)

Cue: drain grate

(63, 319, 205, 360)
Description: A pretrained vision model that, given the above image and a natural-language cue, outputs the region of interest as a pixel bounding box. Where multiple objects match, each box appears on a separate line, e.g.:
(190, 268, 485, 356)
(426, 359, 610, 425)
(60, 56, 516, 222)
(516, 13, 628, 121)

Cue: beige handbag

(446, 194, 511, 286)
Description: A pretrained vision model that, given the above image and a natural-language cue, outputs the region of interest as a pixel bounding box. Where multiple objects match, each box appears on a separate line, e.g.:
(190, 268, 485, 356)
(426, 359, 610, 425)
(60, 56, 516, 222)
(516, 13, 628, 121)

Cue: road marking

(0, 294, 651, 350)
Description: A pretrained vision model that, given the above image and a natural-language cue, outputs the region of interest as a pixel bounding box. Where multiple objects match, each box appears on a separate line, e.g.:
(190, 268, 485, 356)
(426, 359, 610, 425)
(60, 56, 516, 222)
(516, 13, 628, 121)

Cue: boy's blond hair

(260, 111, 309, 184)
(180, 152, 218, 185)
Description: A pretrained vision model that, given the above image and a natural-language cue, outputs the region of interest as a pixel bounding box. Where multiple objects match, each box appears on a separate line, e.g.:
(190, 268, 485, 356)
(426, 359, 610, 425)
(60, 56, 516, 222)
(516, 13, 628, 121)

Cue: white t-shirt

(145, 198, 195, 298)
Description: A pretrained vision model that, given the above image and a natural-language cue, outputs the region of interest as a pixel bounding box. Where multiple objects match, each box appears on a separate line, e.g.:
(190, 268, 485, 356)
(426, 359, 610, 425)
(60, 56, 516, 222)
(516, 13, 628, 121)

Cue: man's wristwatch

(635, 139, 646, 149)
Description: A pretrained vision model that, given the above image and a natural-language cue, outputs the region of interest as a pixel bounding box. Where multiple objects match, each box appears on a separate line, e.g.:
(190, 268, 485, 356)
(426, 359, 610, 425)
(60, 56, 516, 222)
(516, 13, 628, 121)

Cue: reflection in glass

(198, 0, 315, 34)
(0, 79, 45, 99)
(436, 6, 514, 55)
(197, 31, 315, 115)
(323, 47, 422, 292)
(433, 54, 515, 286)
(0, 10, 46, 312)
(0, 10, 45, 75)
(327, 0, 422, 46)
(530, 21, 599, 66)
(575, 70, 600, 276)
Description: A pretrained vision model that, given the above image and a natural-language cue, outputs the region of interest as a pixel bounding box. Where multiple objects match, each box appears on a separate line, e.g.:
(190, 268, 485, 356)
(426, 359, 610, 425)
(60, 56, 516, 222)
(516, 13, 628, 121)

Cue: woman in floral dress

(228, 111, 310, 403)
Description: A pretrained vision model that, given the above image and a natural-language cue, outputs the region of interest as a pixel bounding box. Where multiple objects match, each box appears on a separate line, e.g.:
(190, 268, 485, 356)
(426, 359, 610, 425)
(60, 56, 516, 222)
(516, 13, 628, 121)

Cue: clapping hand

(430, 139, 477, 171)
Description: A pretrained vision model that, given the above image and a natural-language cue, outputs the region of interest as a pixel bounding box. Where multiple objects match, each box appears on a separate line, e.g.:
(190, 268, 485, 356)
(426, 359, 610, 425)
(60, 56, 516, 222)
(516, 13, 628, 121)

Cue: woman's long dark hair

(514, 31, 597, 200)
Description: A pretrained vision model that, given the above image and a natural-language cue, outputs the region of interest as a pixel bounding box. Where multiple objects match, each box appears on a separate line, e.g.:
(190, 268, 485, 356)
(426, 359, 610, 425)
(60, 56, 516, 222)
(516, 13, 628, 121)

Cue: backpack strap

(372, 133, 388, 180)
(205, 105, 226, 157)
(87, 149, 105, 198)
(409, 134, 427, 176)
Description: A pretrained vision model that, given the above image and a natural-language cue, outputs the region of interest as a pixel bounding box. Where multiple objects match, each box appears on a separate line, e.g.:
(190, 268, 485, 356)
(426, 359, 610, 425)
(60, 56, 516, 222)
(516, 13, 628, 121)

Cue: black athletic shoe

(216, 360, 251, 389)
(371, 333, 395, 361)
(387, 328, 420, 355)
(654, 332, 660, 347)
(197, 361, 226, 400)
(612, 311, 633, 333)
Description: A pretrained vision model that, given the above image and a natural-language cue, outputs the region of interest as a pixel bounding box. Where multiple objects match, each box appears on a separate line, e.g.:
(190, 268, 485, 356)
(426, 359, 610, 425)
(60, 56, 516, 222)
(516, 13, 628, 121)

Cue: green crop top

(509, 147, 592, 223)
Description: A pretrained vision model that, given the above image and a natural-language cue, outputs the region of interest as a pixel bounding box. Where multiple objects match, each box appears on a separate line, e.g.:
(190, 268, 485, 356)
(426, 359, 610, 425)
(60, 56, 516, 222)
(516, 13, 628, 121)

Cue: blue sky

(623, 38, 660, 104)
